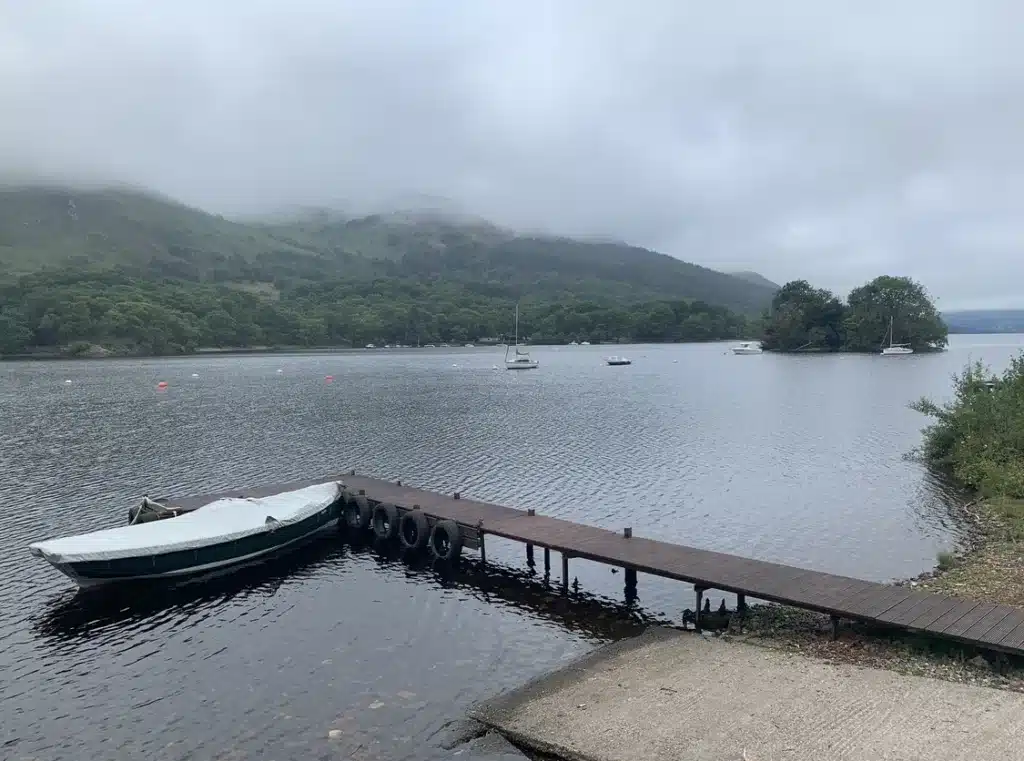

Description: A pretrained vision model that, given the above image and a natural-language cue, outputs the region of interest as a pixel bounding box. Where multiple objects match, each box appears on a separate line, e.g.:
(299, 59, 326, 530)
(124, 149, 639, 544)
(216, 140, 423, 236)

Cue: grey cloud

(1, 0, 1023, 308)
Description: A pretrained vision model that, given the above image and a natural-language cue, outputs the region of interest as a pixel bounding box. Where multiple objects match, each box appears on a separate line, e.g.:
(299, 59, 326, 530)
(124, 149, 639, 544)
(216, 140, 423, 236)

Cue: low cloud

(2, 1, 1022, 307)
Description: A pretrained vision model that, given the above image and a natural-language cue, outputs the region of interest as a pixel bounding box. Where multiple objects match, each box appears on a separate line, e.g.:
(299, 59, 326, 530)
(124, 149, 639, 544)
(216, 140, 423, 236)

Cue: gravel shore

(471, 627, 1024, 761)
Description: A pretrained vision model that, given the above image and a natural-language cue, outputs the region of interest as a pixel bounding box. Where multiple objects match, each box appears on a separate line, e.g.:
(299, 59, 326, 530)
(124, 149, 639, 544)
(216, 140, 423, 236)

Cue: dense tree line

(761, 276, 948, 352)
(0, 268, 760, 357)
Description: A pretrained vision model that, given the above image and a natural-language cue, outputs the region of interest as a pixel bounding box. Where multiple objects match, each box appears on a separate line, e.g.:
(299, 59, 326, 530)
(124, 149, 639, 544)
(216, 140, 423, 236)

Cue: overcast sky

(1, 1, 1022, 309)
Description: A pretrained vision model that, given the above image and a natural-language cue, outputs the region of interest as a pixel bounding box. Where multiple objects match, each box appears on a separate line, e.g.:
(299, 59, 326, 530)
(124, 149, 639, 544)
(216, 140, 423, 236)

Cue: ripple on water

(0, 337, 1017, 760)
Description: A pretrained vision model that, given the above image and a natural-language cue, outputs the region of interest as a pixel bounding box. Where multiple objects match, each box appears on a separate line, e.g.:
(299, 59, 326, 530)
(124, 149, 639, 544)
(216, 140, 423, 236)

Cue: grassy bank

(919, 497, 1024, 606)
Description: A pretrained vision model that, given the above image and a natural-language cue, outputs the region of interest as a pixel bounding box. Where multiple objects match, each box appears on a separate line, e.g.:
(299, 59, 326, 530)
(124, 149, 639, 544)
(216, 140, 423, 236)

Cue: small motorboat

(29, 481, 343, 588)
(606, 356, 632, 366)
(731, 342, 763, 355)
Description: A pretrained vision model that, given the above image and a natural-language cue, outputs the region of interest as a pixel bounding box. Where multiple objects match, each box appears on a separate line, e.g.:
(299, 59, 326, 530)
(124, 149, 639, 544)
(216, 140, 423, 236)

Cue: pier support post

(830, 615, 840, 641)
(526, 543, 535, 572)
(561, 553, 570, 593)
(694, 586, 706, 631)
(544, 547, 551, 578)
(479, 524, 486, 565)
(624, 567, 638, 604)
(736, 594, 747, 633)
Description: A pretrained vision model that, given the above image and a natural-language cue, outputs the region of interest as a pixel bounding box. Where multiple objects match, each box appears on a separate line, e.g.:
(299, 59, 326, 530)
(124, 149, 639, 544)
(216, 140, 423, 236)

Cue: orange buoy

(157, 381, 168, 390)
(324, 375, 334, 383)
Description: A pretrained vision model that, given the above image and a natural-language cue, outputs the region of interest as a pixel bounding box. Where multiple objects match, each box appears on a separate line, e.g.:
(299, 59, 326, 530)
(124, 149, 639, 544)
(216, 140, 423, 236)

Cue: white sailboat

(881, 316, 913, 355)
(505, 303, 539, 370)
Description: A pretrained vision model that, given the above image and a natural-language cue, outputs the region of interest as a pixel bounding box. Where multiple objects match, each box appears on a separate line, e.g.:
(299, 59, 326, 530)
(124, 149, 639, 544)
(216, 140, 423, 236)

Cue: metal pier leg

(526, 543, 535, 572)
(544, 547, 551, 578)
(479, 532, 486, 565)
(694, 586, 706, 632)
(624, 567, 638, 604)
(736, 593, 747, 633)
(831, 615, 841, 641)
(561, 553, 570, 593)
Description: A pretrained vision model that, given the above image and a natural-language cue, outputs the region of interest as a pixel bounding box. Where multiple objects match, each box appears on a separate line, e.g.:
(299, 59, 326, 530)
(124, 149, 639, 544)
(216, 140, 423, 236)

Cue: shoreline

(2, 332, 1001, 361)
(690, 493, 1024, 691)
(0, 338, 747, 362)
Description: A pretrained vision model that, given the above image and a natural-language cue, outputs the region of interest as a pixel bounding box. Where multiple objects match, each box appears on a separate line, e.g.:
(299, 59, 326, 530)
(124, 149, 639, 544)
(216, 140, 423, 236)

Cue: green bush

(912, 356, 1024, 498)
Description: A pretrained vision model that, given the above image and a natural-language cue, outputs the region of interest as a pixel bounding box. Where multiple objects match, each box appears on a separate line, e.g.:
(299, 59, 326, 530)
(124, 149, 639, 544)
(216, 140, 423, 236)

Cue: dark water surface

(2, 335, 1022, 760)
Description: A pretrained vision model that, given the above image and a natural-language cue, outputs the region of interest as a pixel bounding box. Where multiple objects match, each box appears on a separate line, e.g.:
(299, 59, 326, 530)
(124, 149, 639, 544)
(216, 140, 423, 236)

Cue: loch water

(2, 335, 1022, 760)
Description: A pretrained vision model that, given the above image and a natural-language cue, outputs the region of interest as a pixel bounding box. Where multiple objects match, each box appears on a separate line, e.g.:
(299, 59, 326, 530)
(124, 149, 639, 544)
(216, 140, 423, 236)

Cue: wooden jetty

(182, 473, 1024, 657)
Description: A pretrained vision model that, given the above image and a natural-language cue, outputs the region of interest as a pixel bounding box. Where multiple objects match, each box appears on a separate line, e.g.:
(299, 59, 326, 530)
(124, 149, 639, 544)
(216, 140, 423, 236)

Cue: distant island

(0, 184, 778, 357)
(761, 276, 948, 353)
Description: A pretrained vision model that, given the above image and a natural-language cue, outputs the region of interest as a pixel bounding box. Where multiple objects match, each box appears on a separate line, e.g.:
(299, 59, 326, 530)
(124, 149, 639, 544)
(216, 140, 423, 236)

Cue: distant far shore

(4, 332, 1016, 362)
(0, 338, 752, 361)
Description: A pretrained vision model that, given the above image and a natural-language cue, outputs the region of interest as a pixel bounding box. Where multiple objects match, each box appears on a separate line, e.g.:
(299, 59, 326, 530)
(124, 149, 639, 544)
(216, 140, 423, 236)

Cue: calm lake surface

(2, 334, 1022, 760)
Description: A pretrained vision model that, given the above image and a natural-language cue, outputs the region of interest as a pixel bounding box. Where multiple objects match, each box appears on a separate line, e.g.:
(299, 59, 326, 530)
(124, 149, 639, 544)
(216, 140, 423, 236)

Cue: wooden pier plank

(961, 607, 1016, 643)
(997, 620, 1024, 651)
(978, 610, 1024, 648)
(181, 473, 1024, 657)
(928, 600, 982, 634)
(942, 603, 1000, 639)
(880, 593, 957, 628)
(842, 586, 916, 619)
(905, 597, 967, 631)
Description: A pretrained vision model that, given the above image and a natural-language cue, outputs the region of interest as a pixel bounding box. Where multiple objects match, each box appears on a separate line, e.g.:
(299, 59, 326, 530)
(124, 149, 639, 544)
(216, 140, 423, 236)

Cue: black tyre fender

(399, 509, 430, 550)
(371, 502, 400, 540)
(343, 494, 372, 530)
(429, 519, 464, 561)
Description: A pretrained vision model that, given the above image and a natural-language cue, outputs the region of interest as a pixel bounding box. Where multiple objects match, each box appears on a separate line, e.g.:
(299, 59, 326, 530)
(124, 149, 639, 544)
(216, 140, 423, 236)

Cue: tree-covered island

(761, 275, 948, 353)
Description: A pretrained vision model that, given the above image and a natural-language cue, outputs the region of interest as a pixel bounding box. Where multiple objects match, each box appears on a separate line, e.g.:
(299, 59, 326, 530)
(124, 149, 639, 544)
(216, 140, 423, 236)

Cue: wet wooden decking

(178, 473, 1024, 656)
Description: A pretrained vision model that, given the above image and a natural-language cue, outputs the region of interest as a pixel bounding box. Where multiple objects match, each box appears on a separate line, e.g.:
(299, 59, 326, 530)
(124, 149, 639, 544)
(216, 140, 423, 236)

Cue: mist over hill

(0, 184, 776, 356)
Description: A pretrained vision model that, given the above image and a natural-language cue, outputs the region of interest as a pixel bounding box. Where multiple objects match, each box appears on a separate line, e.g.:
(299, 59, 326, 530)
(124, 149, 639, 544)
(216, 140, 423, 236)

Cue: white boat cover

(29, 481, 342, 564)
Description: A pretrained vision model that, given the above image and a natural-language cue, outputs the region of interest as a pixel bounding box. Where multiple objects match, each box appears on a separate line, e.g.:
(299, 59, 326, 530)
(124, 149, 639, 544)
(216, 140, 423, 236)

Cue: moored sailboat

(881, 316, 913, 355)
(505, 303, 539, 370)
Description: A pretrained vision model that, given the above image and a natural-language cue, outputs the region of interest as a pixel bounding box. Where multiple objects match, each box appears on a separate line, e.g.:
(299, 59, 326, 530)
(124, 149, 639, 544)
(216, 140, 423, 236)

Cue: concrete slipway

(469, 628, 1024, 761)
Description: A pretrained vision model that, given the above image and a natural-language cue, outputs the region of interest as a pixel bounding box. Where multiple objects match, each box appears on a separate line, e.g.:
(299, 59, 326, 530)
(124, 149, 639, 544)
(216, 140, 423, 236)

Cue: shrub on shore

(911, 356, 1024, 498)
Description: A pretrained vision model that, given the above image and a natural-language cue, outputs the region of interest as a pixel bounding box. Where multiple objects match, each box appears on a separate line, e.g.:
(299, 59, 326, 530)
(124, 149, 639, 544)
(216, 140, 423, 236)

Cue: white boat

(505, 303, 539, 370)
(606, 356, 632, 366)
(28, 482, 343, 588)
(881, 316, 913, 355)
(732, 341, 763, 355)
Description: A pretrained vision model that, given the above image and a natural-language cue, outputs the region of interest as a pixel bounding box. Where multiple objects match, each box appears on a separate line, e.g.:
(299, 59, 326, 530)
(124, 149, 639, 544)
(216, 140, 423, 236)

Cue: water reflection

(35, 534, 650, 651)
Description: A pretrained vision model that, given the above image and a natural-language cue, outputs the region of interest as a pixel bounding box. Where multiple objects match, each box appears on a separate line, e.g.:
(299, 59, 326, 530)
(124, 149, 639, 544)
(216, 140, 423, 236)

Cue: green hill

(729, 271, 782, 291)
(0, 185, 379, 282)
(0, 185, 775, 310)
(0, 184, 775, 355)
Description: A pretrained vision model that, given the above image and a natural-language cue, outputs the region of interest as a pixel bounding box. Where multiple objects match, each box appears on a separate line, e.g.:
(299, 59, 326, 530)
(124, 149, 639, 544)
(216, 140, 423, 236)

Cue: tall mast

(515, 303, 519, 347)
